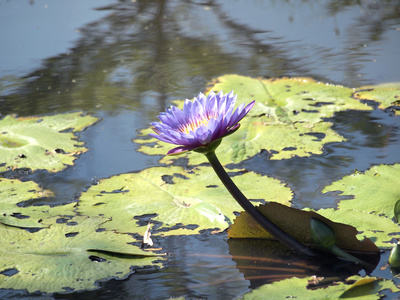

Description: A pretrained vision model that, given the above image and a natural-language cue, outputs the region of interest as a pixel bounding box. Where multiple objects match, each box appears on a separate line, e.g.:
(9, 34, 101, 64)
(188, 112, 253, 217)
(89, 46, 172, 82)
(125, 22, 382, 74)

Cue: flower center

(180, 116, 212, 134)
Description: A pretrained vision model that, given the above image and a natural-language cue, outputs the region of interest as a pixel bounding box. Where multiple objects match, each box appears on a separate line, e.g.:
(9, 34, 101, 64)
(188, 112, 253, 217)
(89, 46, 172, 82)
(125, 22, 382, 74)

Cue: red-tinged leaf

(228, 202, 379, 254)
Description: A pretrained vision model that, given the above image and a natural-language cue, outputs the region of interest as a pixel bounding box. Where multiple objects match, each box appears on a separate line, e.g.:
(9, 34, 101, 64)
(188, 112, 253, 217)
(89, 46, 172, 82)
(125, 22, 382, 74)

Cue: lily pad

(241, 276, 399, 300)
(207, 75, 372, 123)
(136, 75, 373, 164)
(136, 112, 345, 165)
(322, 164, 400, 219)
(354, 82, 400, 116)
(77, 165, 292, 235)
(0, 112, 98, 173)
(0, 216, 161, 293)
(316, 208, 399, 249)
(0, 178, 75, 227)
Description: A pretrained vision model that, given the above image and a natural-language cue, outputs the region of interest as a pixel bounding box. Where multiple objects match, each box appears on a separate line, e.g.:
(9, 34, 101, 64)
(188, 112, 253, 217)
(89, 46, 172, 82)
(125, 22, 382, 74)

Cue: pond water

(0, 0, 400, 299)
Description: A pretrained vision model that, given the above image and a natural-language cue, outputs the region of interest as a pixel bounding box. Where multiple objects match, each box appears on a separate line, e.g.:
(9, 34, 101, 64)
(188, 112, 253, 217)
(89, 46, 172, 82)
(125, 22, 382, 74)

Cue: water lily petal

(149, 91, 254, 155)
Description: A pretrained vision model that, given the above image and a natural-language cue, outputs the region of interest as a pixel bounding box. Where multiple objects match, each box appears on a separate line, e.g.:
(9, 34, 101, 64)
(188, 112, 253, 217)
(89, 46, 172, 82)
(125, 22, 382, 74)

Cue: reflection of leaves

(228, 202, 379, 254)
(241, 275, 399, 300)
(354, 83, 400, 116)
(228, 238, 364, 289)
(0, 112, 98, 173)
(322, 164, 400, 219)
(0, 178, 75, 227)
(0, 216, 161, 293)
(77, 166, 292, 235)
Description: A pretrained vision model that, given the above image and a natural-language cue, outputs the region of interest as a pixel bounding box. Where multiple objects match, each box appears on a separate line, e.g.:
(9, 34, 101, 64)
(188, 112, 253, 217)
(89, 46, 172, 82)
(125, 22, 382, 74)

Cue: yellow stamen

(180, 117, 211, 134)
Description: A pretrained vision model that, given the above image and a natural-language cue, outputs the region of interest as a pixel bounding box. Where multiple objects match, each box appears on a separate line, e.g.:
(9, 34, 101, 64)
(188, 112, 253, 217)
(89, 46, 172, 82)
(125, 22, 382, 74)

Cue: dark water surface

(1, 0, 400, 299)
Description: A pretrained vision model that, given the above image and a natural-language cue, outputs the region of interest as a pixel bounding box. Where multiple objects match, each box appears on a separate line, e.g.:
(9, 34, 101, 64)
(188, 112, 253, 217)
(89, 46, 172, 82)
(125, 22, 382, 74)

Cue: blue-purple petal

(149, 91, 254, 154)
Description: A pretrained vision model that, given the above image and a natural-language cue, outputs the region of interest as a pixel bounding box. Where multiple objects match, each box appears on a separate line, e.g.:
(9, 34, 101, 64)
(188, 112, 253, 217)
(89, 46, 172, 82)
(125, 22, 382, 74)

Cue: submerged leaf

(77, 166, 292, 235)
(0, 112, 98, 173)
(0, 216, 161, 293)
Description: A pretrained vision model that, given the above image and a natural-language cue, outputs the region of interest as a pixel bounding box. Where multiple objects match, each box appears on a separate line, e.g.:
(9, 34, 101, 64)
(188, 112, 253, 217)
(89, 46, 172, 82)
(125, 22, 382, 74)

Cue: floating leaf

(0, 112, 98, 173)
(0, 178, 74, 227)
(241, 276, 399, 300)
(0, 216, 161, 293)
(316, 208, 399, 249)
(136, 111, 345, 165)
(136, 75, 373, 164)
(77, 166, 292, 235)
(228, 202, 379, 254)
(322, 164, 400, 219)
(207, 75, 372, 123)
(354, 82, 400, 116)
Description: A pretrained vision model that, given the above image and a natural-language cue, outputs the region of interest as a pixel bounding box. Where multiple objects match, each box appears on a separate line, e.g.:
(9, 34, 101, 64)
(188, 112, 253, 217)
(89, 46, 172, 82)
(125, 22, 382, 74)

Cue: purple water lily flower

(149, 91, 255, 155)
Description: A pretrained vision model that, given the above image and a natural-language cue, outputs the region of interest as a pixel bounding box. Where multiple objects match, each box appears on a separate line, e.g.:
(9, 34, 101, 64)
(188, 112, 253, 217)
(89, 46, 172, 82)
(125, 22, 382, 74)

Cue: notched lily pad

(77, 166, 292, 235)
(0, 112, 98, 173)
(322, 164, 400, 219)
(136, 75, 373, 164)
(0, 178, 76, 227)
(0, 216, 161, 293)
(354, 82, 400, 116)
(241, 275, 399, 300)
(207, 75, 372, 123)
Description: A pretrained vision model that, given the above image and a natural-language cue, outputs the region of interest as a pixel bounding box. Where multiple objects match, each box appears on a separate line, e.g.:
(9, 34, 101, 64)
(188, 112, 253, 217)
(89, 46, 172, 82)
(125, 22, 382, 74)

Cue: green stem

(205, 150, 317, 257)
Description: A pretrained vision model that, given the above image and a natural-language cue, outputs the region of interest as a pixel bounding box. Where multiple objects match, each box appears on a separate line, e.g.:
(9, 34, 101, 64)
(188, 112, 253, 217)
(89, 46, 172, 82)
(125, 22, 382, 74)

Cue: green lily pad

(0, 178, 75, 227)
(136, 112, 345, 165)
(316, 208, 399, 249)
(0, 112, 98, 173)
(0, 216, 161, 293)
(207, 75, 372, 123)
(136, 75, 373, 164)
(354, 82, 400, 116)
(322, 164, 400, 219)
(241, 276, 399, 300)
(77, 166, 292, 235)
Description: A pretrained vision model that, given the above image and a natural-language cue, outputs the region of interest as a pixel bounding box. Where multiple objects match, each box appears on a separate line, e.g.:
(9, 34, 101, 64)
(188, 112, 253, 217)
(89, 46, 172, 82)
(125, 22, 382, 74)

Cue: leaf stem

(205, 150, 317, 257)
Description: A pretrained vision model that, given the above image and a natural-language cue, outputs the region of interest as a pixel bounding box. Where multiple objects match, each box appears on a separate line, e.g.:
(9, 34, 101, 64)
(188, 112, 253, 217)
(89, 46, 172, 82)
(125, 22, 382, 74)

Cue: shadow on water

(1, 0, 400, 299)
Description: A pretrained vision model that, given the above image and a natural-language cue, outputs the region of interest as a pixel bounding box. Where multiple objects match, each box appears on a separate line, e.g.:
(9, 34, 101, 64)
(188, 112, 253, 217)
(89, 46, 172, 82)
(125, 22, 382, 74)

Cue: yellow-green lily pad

(136, 75, 373, 164)
(355, 82, 400, 116)
(322, 164, 400, 219)
(0, 112, 98, 173)
(207, 75, 372, 123)
(241, 276, 399, 300)
(0, 178, 75, 227)
(77, 165, 292, 235)
(0, 216, 161, 293)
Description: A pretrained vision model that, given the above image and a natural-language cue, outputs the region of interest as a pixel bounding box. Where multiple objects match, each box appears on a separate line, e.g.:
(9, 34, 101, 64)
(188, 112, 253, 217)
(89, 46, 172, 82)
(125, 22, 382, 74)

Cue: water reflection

(1, 0, 399, 118)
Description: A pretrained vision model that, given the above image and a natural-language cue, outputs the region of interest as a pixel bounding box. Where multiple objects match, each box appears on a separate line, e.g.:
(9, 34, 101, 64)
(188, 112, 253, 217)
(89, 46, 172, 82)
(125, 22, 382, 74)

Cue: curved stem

(205, 151, 317, 257)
